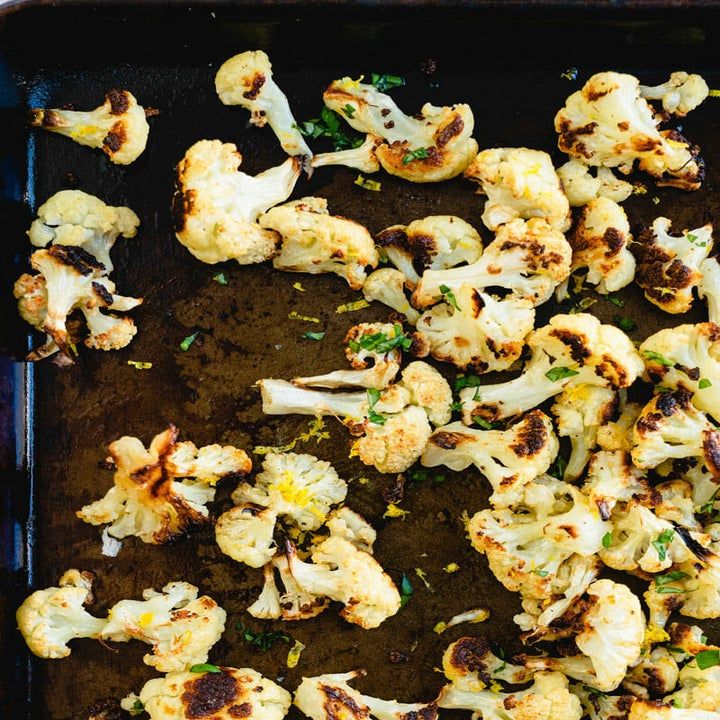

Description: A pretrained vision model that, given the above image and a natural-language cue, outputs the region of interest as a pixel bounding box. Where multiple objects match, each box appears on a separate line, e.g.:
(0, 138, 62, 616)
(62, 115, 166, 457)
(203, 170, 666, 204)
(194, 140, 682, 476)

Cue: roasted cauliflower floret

(699, 256, 720, 325)
(27, 190, 139, 272)
(173, 139, 301, 265)
(294, 670, 438, 720)
(664, 648, 720, 713)
(551, 385, 618, 481)
(121, 667, 291, 720)
(311, 134, 382, 173)
(422, 411, 559, 507)
(622, 647, 679, 700)
(460, 313, 643, 422)
(363, 268, 420, 325)
(324, 77, 478, 183)
(413, 218, 572, 308)
(325, 507, 377, 554)
(555, 71, 704, 190)
(215, 50, 312, 163)
(464, 147, 571, 232)
(639, 72, 709, 117)
(412, 285, 535, 374)
(375, 215, 483, 288)
(286, 536, 401, 628)
(569, 197, 635, 294)
(259, 196, 378, 289)
(215, 504, 278, 568)
(396, 360, 453, 426)
(633, 217, 713, 314)
(101, 581, 226, 673)
(77, 425, 251, 545)
(556, 159, 633, 207)
(597, 401, 643, 452)
(16, 569, 106, 659)
(29, 89, 150, 164)
(522, 579, 645, 692)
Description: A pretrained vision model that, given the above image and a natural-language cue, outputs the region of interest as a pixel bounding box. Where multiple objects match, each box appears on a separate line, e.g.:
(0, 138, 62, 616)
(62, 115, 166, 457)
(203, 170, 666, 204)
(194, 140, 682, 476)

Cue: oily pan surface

(10, 29, 720, 720)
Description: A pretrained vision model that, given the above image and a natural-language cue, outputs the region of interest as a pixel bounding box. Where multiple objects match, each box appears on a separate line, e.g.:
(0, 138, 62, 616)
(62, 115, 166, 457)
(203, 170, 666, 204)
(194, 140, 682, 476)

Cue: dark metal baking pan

(2, 2, 720, 718)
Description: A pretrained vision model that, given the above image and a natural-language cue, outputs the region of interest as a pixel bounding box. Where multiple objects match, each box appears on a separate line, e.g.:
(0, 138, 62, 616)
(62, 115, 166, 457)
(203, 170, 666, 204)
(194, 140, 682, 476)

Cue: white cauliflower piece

(639, 72, 709, 117)
(551, 385, 618, 480)
(460, 313, 643, 422)
(173, 139, 301, 265)
(569, 197, 635, 294)
(421, 410, 559, 507)
(215, 50, 312, 164)
(665, 651, 720, 713)
(27, 189, 139, 272)
(285, 536, 401, 628)
(101, 581, 226, 673)
(375, 215, 483, 288)
(215, 504, 278, 568)
(311, 134, 382, 173)
(623, 647, 679, 699)
(412, 285, 535, 373)
(363, 269, 420, 325)
(122, 667, 291, 720)
(16, 569, 106, 658)
(413, 218, 572, 308)
(523, 579, 645, 692)
(325, 507, 376, 554)
(464, 147, 570, 232)
(699, 256, 720, 325)
(634, 217, 713, 314)
(77, 425, 251, 545)
(555, 71, 704, 190)
(294, 670, 438, 720)
(260, 196, 378, 289)
(556, 159, 633, 207)
(29, 89, 149, 164)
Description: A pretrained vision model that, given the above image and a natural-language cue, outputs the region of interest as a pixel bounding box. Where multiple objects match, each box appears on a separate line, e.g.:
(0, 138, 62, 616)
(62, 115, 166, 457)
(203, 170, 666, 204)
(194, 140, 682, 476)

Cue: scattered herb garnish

(696, 649, 720, 670)
(699, 487, 720, 514)
(213, 272, 228, 285)
(342, 103, 356, 118)
(371, 73, 406, 92)
(237, 623, 291, 652)
(127, 360, 152, 369)
(532, 569, 549, 578)
(133, 700, 145, 712)
(602, 532, 613, 549)
(348, 323, 412, 353)
(450, 400, 463, 413)
(439, 284, 461, 311)
(545, 367, 579, 382)
(302, 331, 326, 341)
(607, 295, 624, 308)
(642, 350, 674, 367)
(548, 455, 567, 480)
(402, 147, 430, 165)
(700, 378, 713, 389)
(687, 232, 709, 247)
(652, 529, 674, 562)
(454, 373, 482, 392)
(180, 331, 199, 351)
(399, 573, 414, 607)
(654, 570, 691, 594)
(355, 174, 381, 192)
(560, 67, 578, 80)
(190, 663, 221, 673)
(295, 107, 364, 151)
(407, 468, 445, 484)
(473, 417, 502, 430)
(367, 388, 386, 425)
(614, 316, 637, 332)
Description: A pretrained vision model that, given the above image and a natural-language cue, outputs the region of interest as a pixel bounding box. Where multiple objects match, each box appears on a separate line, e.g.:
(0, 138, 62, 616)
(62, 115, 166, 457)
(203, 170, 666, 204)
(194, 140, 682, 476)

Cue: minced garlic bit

(127, 360, 152, 369)
(253, 417, 330, 455)
(288, 310, 321, 323)
(336, 299, 370, 314)
(293, 282, 306, 292)
(443, 563, 460, 574)
(287, 639, 305, 668)
(384, 503, 410, 519)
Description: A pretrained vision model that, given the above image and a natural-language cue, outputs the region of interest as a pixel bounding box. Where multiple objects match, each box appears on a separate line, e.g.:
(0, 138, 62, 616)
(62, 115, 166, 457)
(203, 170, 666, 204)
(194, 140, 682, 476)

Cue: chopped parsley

(399, 573, 414, 607)
(371, 73, 406, 92)
(687, 232, 709, 248)
(439, 284, 461, 311)
(696, 649, 720, 670)
(454, 373, 482, 392)
(450, 400, 463, 412)
(614, 315, 637, 332)
(548, 455, 567, 480)
(355, 174, 381, 191)
(602, 532, 613, 549)
(348, 323, 412, 353)
(699, 488, 720, 514)
(532, 569, 549, 578)
(607, 295, 624, 308)
(545, 366, 579, 382)
(367, 388, 386, 425)
(407, 468, 445, 484)
(213, 272, 228, 285)
(190, 663, 221, 673)
(652, 529, 674, 562)
(342, 103, 356, 118)
(700, 378, 713, 389)
(473, 417, 502, 430)
(302, 331, 326, 341)
(295, 107, 364, 151)
(180, 331, 200, 351)
(642, 349, 674, 367)
(402, 147, 430, 165)
(654, 570, 691, 594)
(237, 624, 291, 652)
(132, 700, 145, 712)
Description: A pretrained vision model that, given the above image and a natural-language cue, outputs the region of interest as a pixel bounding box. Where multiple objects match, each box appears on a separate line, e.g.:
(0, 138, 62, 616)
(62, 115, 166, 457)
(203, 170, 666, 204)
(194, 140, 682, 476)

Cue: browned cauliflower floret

(639, 71, 709, 117)
(29, 89, 150, 164)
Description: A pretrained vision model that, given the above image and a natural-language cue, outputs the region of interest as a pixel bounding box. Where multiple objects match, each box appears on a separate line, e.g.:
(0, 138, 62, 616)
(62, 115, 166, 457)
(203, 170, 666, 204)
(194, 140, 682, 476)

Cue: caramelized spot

(182, 671, 239, 719)
(107, 89, 130, 115)
(243, 74, 266, 100)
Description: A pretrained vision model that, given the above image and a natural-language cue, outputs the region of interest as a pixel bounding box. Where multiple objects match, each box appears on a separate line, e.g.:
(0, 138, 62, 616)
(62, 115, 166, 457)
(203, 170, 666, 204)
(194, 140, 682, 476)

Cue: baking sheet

(1, 2, 720, 717)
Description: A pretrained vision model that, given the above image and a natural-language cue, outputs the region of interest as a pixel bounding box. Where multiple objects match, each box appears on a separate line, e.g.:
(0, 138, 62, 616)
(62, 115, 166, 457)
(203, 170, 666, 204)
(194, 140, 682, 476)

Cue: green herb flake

(473, 417, 502, 430)
(699, 487, 720, 514)
(607, 295, 624, 308)
(450, 400, 463, 413)
(367, 388, 386, 425)
(654, 570, 692, 594)
(700, 378, 713, 389)
(454, 373, 481, 392)
(532, 569, 549, 577)
(548, 455, 567, 481)
(602, 532, 613, 549)
(652, 529, 674, 562)
(302, 331, 326, 341)
(439, 284, 461, 311)
(295, 106, 364, 151)
(402, 147, 430, 165)
(407, 468, 445, 484)
(237, 623, 291, 653)
(371, 73, 406, 92)
(213, 272, 229, 285)
(642, 350, 674, 367)
(696, 649, 720, 670)
(180, 331, 200, 351)
(133, 700, 145, 712)
(545, 366, 579, 382)
(355, 174, 381, 192)
(349, 324, 412, 354)
(686, 232, 708, 247)
(614, 316, 637, 332)
(190, 663, 221, 673)
(342, 103, 356, 118)
(400, 573, 414, 607)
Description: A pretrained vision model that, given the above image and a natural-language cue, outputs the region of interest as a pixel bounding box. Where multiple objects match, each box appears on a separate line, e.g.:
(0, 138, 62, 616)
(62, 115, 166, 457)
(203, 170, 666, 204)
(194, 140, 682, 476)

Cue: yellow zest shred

(709, 89, 720, 97)
(357, 477, 371, 485)
(138, 612, 154, 627)
(355, 174, 381, 192)
(384, 503, 410, 519)
(489, 681, 503, 693)
(644, 624, 670, 648)
(293, 282, 306, 292)
(127, 360, 152, 369)
(349, 441, 360, 459)
(336, 299, 370, 314)
(253, 417, 329, 455)
(286, 639, 305, 668)
(433, 621, 447, 634)
(443, 563, 460, 574)
(414, 568, 431, 589)
(632, 182, 647, 195)
(339, 75, 365, 90)
(652, 196, 660, 205)
(288, 311, 321, 323)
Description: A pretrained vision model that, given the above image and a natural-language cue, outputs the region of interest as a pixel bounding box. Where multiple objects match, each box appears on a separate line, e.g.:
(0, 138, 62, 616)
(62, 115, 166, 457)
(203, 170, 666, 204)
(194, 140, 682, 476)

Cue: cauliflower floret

(639, 72, 709, 117)
(294, 323, 405, 389)
(396, 360, 453, 426)
(82, 307, 137, 350)
(375, 215, 483, 288)
(413, 218, 572, 308)
(664, 650, 720, 713)
(27, 190, 139, 272)
(323, 77, 478, 183)
(551, 385, 618, 481)
(438, 670, 582, 720)
(699, 256, 720, 325)
(442, 636, 530, 690)
(363, 269, 421, 325)
(16, 569, 106, 658)
(311, 134, 382, 173)
(122, 667, 291, 720)
(597, 401, 643, 452)
(464, 147, 571, 232)
(325, 507, 377, 554)
(631, 388, 720, 476)
(523, 579, 645, 692)
(215, 50, 312, 164)
(101, 581, 225, 673)
(285, 536, 401, 628)
(582, 450, 653, 520)
(569, 197, 635, 294)
(259, 196, 378, 289)
(555, 71, 704, 190)
(77, 425, 251, 545)
(623, 647, 679, 699)
(460, 313, 643, 422)
(572, 685, 636, 720)
(215, 504, 278, 568)
(468, 479, 610, 597)
(29, 89, 149, 164)
(173, 139, 301, 265)
(294, 670, 438, 720)
(654, 478, 703, 531)
(628, 701, 720, 719)
(421, 411, 559, 507)
(556, 159, 633, 207)
(633, 217, 713, 314)
(412, 285, 535, 373)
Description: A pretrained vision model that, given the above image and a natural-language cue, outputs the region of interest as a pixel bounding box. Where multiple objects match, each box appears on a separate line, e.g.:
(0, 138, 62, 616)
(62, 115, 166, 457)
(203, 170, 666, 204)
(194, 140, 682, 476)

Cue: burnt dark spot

(382, 474, 406, 504)
(103, 122, 127, 154)
(375, 227, 408, 248)
(617, 121, 630, 131)
(106, 89, 130, 115)
(550, 328, 590, 363)
(656, 387, 692, 416)
(384, 120, 395, 129)
(243, 73, 266, 100)
(509, 411, 549, 457)
(389, 650, 410, 663)
(402, 706, 437, 720)
(435, 115, 464, 147)
(381, 108, 391, 117)
(228, 703, 252, 718)
(172, 189, 196, 233)
(84, 698, 123, 720)
(182, 671, 238, 719)
(703, 431, 720, 477)
(449, 636, 493, 679)
(430, 431, 465, 450)
(586, 87, 610, 101)
(676, 365, 700, 381)
(321, 684, 369, 720)
(557, 119, 598, 154)
(92, 282, 114, 306)
(470, 289, 485, 318)
(602, 227, 624, 256)
(47, 244, 105, 274)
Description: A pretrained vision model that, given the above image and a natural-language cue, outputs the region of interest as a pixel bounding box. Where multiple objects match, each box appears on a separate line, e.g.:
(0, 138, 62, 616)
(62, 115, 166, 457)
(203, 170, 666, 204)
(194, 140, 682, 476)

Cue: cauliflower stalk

(311, 134, 382, 173)
(29, 89, 150, 164)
